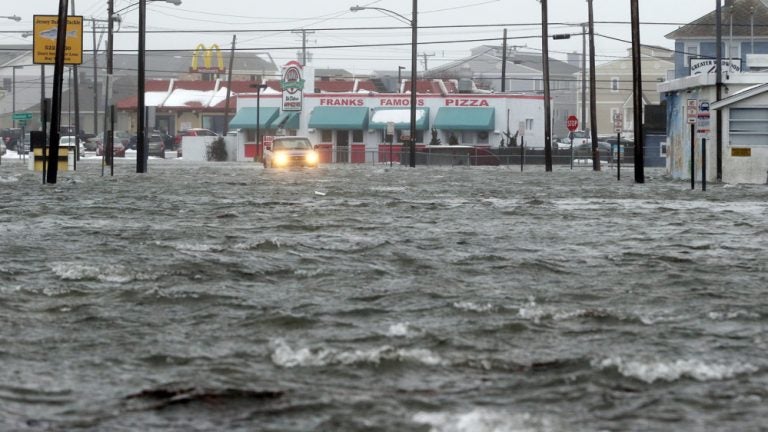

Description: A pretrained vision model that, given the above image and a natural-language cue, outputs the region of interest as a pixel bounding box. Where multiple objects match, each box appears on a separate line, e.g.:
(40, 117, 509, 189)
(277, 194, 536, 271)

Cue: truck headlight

(274, 151, 289, 166)
(305, 151, 319, 165)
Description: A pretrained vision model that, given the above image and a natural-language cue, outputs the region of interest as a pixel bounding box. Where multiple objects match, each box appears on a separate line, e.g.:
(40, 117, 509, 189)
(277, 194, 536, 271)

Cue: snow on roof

(163, 88, 216, 108)
(145, 91, 169, 107)
(371, 108, 426, 123)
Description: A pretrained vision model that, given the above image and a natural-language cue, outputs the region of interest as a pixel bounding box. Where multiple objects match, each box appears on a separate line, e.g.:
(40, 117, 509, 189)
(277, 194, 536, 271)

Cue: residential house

(575, 45, 674, 136)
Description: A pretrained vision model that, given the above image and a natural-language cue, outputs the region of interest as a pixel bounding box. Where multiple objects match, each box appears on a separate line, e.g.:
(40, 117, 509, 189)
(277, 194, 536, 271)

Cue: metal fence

(312, 146, 635, 168)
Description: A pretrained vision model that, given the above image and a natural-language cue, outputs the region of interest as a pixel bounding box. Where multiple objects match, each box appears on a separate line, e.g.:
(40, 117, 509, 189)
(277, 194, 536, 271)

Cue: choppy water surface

(1, 159, 767, 431)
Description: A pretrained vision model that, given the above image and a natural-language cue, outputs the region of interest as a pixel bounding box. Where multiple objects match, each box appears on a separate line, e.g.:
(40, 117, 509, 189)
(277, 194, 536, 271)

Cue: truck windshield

(273, 139, 311, 150)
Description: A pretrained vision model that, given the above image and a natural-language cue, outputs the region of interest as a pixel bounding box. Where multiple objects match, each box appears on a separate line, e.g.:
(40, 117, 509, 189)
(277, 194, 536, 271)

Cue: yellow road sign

(33, 15, 83, 65)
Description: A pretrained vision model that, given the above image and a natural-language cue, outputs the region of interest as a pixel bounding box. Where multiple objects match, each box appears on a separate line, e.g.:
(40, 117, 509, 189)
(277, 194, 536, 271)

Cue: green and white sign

(13, 112, 33, 120)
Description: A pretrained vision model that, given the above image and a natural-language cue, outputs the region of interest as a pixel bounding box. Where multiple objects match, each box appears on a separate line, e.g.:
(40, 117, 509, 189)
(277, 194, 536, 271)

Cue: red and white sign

(686, 99, 698, 125)
(613, 113, 623, 133)
(566, 115, 579, 132)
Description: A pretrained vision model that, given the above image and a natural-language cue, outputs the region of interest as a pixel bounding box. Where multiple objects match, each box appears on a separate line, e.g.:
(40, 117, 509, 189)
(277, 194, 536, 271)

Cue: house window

(729, 108, 768, 146)
(3, 78, 11, 92)
(611, 78, 620, 93)
(461, 131, 474, 144)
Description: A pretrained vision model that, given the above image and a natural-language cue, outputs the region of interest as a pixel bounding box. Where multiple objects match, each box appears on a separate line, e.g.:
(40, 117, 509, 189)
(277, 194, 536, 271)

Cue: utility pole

(292, 29, 315, 66)
(581, 23, 587, 130)
(223, 34, 236, 135)
(631, 0, 644, 183)
(72, 0, 81, 164)
(540, 0, 552, 171)
(103, 0, 114, 172)
(46, 0, 70, 184)
(91, 18, 98, 136)
(715, 0, 723, 181)
(587, 0, 600, 171)
(420, 52, 435, 72)
(501, 28, 508, 92)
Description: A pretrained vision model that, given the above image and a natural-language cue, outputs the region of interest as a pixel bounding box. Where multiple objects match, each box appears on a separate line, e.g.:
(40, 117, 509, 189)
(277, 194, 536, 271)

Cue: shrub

(207, 137, 228, 161)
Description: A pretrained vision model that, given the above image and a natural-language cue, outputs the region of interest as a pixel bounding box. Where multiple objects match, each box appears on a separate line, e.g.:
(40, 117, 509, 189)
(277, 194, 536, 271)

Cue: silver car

(148, 134, 165, 158)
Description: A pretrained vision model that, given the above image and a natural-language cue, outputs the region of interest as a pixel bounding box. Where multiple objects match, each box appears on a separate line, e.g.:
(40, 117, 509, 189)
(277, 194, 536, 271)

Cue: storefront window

(461, 131, 473, 144)
(396, 130, 424, 144)
(202, 115, 225, 134)
(477, 131, 489, 145)
(321, 130, 333, 142)
(352, 130, 364, 142)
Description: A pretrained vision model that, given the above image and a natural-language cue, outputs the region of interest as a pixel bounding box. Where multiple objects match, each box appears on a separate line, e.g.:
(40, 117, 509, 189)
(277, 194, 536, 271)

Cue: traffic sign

(613, 113, 623, 133)
(686, 99, 698, 124)
(13, 112, 33, 120)
(566, 115, 579, 132)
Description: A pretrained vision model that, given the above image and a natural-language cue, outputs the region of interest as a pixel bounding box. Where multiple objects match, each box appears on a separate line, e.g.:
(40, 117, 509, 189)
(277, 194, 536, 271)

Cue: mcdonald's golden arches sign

(189, 44, 225, 73)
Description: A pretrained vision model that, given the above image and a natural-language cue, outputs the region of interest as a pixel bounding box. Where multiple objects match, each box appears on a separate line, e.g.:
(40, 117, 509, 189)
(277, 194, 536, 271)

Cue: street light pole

(350, 4, 417, 167)
(1, 15, 21, 22)
(12, 66, 23, 128)
(129, 0, 181, 173)
(251, 83, 268, 160)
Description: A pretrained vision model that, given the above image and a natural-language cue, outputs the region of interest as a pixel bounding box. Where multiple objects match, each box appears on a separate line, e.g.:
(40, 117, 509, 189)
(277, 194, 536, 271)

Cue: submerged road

(1, 159, 766, 431)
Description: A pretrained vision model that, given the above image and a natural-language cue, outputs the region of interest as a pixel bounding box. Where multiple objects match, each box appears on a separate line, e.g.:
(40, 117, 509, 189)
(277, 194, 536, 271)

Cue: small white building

(659, 72, 768, 184)
(711, 83, 768, 184)
(229, 92, 546, 163)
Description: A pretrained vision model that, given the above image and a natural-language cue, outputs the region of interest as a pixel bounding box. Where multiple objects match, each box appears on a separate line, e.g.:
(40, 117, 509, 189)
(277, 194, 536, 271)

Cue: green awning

(369, 107, 430, 130)
(228, 107, 279, 129)
(272, 111, 301, 130)
(434, 107, 495, 131)
(308, 107, 369, 129)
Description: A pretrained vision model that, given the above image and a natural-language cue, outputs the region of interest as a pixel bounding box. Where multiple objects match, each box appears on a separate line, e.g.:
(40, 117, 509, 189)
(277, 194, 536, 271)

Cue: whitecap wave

(50, 263, 155, 284)
(413, 408, 558, 432)
(594, 356, 759, 383)
(386, 322, 411, 337)
(707, 310, 760, 321)
(453, 302, 496, 313)
(270, 338, 446, 368)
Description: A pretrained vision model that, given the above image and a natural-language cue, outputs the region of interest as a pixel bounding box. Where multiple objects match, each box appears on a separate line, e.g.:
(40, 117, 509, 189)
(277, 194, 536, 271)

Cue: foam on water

(594, 356, 759, 383)
(50, 263, 156, 283)
(412, 408, 558, 432)
(453, 301, 496, 313)
(269, 338, 446, 368)
(386, 322, 412, 337)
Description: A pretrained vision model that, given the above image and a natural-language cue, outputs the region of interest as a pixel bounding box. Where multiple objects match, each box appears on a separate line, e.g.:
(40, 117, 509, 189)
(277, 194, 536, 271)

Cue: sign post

(518, 121, 526, 172)
(613, 113, 623, 180)
(566, 115, 578, 170)
(687, 99, 698, 189)
(387, 121, 395, 167)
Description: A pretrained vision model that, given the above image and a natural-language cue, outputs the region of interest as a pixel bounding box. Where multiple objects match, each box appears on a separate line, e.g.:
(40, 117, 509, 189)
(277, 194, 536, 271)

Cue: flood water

(1, 158, 767, 431)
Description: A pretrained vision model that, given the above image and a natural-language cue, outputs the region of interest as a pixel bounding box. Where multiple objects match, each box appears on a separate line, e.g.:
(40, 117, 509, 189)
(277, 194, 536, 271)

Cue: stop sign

(566, 115, 579, 132)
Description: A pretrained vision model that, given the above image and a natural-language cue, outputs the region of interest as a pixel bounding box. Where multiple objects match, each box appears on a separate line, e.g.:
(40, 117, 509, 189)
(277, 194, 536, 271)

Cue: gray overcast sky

(3, 1, 717, 73)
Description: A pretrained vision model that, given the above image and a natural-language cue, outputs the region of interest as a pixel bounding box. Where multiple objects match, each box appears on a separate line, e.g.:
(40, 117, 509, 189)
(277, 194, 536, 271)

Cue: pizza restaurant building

(230, 92, 546, 163)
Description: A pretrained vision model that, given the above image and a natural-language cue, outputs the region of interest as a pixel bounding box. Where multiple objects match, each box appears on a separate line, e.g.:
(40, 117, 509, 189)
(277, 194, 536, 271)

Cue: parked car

(96, 140, 126, 158)
(1, 127, 23, 151)
(175, 128, 218, 149)
(573, 141, 612, 155)
(59, 135, 85, 155)
(568, 130, 592, 146)
(148, 133, 165, 158)
(263, 136, 318, 168)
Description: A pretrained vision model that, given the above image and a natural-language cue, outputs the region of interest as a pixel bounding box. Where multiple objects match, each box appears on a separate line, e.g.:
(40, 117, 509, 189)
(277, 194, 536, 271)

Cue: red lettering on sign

(444, 99, 490, 107)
